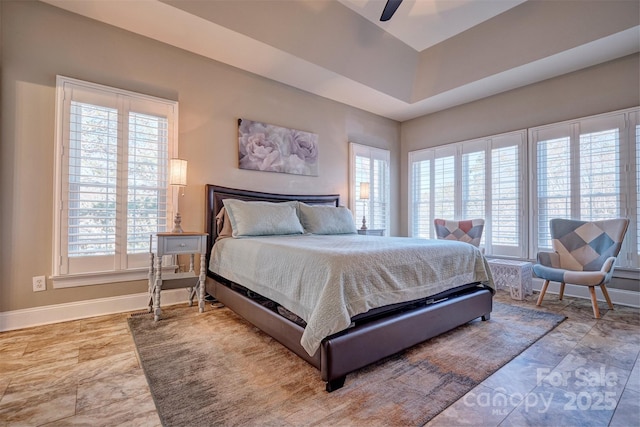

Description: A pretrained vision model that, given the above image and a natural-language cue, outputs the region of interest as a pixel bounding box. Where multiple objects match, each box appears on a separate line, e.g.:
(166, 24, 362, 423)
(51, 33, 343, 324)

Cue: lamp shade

(360, 182, 370, 200)
(169, 158, 187, 186)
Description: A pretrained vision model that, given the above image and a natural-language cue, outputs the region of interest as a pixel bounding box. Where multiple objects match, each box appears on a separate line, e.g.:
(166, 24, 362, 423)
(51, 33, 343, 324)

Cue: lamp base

(171, 212, 184, 233)
(361, 215, 367, 230)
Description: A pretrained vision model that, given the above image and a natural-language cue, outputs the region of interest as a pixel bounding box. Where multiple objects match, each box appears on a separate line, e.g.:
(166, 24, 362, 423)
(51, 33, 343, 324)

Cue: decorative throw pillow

(222, 199, 303, 237)
(298, 203, 357, 234)
(215, 207, 234, 240)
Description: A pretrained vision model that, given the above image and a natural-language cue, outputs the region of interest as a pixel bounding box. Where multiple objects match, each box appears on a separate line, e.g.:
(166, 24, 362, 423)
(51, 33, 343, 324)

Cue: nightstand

(149, 232, 208, 321)
(357, 229, 385, 236)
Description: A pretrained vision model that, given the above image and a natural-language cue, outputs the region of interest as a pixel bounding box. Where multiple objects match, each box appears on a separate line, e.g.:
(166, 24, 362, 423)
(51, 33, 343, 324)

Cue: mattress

(209, 234, 494, 355)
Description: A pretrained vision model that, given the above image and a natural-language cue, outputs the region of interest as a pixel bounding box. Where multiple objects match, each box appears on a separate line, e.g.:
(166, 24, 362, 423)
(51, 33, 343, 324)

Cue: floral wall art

(238, 119, 319, 176)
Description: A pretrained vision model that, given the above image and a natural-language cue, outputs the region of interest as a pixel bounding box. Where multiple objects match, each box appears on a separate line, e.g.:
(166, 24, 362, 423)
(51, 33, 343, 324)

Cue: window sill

(614, 268, 640, 281)
(485, 256, 638, 280)
(52, 265, 176, 288)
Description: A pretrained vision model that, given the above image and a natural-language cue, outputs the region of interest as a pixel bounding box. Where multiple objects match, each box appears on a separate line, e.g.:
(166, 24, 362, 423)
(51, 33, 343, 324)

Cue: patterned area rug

(128, 301, 564, 426)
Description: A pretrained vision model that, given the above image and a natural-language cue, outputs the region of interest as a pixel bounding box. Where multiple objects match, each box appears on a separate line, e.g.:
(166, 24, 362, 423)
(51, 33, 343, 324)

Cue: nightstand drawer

(161, 235, 205, 255)
(357, 229, 385, 236)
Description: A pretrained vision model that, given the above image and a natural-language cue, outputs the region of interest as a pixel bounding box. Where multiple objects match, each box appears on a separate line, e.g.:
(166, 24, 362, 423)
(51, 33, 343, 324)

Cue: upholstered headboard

(204, 185, 340, 265)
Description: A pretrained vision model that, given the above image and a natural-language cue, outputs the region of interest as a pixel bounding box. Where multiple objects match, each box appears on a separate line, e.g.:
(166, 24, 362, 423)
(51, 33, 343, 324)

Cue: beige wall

(0, 1, 400, 312)
(1, 1, 638, 313)
(412, 1, 639, 102)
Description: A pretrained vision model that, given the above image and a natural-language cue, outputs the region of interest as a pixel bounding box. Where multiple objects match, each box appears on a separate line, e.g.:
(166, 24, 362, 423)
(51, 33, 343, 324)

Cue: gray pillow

(222, 199, 303, 237)
(298, 203, 357, 234)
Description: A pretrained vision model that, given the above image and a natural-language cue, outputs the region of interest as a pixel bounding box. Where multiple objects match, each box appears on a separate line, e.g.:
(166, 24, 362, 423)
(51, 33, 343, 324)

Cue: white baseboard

(1, 281, 637, 333)
(0, 289, 191, 332)
(531, 278, 640, 308)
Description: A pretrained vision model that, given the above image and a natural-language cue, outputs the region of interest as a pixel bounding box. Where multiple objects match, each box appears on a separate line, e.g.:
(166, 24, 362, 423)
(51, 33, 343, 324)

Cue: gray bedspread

(209, 234, 494, 355)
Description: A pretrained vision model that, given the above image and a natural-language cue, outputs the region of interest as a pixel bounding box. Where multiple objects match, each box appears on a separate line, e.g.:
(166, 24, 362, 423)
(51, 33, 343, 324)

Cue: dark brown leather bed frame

(204, 185, 493, 392)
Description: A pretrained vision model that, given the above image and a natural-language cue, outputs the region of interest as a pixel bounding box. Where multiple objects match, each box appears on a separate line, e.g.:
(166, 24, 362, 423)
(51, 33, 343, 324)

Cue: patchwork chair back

(434, 218, 485, 249)
(534, 218, 629, 318)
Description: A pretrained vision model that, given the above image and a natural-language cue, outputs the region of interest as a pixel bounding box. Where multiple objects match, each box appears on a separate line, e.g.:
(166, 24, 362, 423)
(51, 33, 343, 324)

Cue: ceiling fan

(380, 0, 403, 21)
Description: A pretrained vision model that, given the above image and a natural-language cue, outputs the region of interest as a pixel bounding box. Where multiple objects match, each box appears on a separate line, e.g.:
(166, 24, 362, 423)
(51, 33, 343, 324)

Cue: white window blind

(410, 151, 431, 238)
(491, 145, 520, 250)
(127, 111, 169, 254)
(580, 129, 620, 220)
(433, 151, 456, 221)
(349, 143, 390, 234)
(408, 131, 526, 256)
(68, 101, 118, 258)
(535, 135, 571, 249)
(54, 76, 177, 286)
(462, 149, 485, 220)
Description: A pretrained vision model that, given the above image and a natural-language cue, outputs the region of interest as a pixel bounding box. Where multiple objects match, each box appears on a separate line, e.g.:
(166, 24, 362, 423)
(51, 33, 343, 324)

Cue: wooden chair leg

(600, 284, 614, 310)
(537, 280, 550, 306)
(558, 282, 566, 300)
(588, 286, 601, 319)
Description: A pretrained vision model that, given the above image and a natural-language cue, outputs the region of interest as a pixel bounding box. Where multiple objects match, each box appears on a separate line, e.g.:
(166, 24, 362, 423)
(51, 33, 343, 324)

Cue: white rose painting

(238, 119, 319, 176)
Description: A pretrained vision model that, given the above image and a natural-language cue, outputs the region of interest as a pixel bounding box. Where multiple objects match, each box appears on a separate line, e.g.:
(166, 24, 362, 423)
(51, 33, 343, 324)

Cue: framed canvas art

(238, 119, 319, 176)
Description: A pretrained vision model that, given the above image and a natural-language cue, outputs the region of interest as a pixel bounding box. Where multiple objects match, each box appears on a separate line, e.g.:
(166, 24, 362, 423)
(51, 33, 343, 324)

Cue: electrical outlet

(32, 276, 46, 292)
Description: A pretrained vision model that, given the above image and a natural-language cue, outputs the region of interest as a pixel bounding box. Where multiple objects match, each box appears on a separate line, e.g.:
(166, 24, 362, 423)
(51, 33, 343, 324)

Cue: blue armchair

(534, 218, 629, 318)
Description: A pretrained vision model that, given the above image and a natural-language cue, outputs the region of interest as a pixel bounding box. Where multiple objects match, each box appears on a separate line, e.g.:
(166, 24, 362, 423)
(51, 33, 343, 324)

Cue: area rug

(128, 301, 565, 427)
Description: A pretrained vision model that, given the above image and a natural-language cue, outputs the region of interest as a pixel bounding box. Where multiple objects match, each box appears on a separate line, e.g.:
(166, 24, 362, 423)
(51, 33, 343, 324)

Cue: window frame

(408, 130, 527, 257)
(52, 76, 179, 288)
(349, 143, 390, 235)
(529, 107, 639, 270)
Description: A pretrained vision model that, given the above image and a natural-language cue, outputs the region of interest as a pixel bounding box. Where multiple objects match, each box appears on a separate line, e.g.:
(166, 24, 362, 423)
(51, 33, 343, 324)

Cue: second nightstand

(149, 232, 208, 321)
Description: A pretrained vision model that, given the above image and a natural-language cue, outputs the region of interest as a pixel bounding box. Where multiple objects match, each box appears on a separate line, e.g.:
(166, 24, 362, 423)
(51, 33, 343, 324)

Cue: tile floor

(0, 312, 161, 426)
(429, 292, 640, 426)
(0, 290, 638, 426)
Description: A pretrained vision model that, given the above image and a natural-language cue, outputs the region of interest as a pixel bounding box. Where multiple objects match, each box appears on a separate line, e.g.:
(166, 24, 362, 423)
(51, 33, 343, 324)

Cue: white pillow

(222, 199, 303, 237)
(298, 203, 357, 234)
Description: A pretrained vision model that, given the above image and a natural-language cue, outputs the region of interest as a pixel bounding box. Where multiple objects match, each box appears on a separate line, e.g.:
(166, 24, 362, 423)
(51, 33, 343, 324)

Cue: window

(53, 76, 178, 287)
(530, 108, 638, 269)
(408, 107, 639, 272)
(409, 131, 527, 257)
(349, 143, 390, 234)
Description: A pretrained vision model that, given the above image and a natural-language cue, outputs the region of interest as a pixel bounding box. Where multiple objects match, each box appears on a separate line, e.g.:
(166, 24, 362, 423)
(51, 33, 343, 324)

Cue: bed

(204, 185, 494, 392)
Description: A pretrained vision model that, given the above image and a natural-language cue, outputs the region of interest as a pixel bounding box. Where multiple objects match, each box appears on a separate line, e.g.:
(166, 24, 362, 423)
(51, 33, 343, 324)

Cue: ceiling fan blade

(380, 0, 403, 22)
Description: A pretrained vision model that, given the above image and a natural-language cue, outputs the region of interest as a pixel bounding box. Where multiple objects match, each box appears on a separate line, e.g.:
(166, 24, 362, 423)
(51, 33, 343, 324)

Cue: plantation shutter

(433, 146, 456, 222)
(370, 156, 389, 230)
(462, 146, 485, 221)
(489, 135, 525, 257)
(578, 126, 621, 221)
(533, 126, 572, 250)
(127, 110, 170, 255)
(409, 150, 433, 238)
(67, 100, 119, 259)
